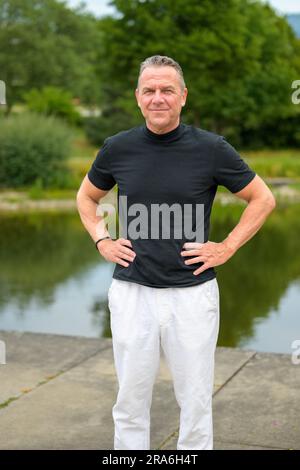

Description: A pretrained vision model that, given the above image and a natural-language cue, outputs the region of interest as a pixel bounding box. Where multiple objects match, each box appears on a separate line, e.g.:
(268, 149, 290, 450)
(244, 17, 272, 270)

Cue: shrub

(0, 112, 72, 188)
(23, 87, 82, 126)
(84, 109, 140, 146)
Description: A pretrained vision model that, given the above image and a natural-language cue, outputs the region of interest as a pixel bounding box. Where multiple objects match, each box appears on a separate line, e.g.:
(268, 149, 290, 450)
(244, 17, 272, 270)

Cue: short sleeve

(87, 138, 116, 190)
(213, 136, 256, 193)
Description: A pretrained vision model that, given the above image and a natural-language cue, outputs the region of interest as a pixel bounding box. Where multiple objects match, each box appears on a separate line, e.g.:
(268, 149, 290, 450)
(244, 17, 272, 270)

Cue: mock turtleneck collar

(142, 121, 185, 142)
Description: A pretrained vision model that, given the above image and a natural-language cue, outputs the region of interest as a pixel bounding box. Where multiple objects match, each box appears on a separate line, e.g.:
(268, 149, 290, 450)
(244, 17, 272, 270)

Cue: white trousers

(108, 277, 220, 450)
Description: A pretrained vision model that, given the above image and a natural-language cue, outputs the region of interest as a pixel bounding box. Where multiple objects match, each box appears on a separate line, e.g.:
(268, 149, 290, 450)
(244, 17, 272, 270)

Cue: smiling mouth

(149, 109, 169, 111)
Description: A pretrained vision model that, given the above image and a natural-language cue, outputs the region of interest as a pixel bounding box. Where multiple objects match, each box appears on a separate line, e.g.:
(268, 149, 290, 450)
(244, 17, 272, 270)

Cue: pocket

(204, 278, 219, 309)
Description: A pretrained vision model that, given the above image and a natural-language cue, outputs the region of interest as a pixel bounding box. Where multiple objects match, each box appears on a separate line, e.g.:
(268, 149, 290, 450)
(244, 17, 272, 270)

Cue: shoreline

(0, 185, 300, 212)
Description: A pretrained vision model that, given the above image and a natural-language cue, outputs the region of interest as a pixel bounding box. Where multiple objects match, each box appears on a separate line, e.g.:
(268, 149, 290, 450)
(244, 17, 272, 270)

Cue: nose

(152, 90, 164, 104)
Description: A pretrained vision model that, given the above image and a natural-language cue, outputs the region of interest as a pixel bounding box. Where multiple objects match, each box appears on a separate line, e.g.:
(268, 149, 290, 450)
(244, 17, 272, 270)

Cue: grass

(1, 128, 300, 200)
(0, 371, 64, 410)
(242, 149, 300, 159)
(240, 149, 300, 178)
(0, 396, 19, 409)
(29, 188, 78, 200)
(289, 182, 300, 191)
(66, 137, 300, 190)
(70, 126, 98, 160)
(63, 128, 99, 191)
(67, 156, 94, 182)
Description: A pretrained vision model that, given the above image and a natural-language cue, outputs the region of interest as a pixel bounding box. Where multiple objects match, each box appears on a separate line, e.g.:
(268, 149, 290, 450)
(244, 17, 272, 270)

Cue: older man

(76, 55, 275, 450)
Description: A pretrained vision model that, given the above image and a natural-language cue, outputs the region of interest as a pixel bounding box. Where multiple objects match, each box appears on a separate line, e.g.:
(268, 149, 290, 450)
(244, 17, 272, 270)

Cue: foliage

(0, 112, 72, 187)
(84, 108, 141, 146)
(1, 0, 300, 147)
(0, 0, 103, 109)
(95, 0, 300, 147)
(23, 86, 82, 125)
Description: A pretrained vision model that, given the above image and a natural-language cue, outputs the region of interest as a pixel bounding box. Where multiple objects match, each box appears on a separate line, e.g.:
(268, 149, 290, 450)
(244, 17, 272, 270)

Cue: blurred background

(0, 0, 300, 353)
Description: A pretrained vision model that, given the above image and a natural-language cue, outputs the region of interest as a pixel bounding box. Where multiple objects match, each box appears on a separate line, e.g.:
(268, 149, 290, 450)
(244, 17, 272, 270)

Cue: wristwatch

(95, 236, 111, 250)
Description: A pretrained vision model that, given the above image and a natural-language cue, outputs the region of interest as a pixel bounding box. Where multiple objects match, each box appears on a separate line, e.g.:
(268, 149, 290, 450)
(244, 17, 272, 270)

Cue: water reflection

(0, 204, 300, 352)
(0, 211, 113, 337)
(210, 203, 300, 350)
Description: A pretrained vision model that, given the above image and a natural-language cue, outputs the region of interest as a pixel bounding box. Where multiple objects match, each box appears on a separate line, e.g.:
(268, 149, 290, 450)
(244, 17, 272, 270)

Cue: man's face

(135, 66, 188, 133)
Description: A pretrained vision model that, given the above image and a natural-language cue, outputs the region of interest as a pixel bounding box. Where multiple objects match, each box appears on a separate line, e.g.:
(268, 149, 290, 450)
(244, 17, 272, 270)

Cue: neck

(145, 119, 180, 135)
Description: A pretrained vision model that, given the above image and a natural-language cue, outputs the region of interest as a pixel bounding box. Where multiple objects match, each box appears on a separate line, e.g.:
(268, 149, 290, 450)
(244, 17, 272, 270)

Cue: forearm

(222, 197, 275, 254)
(76, 193, 110, 243)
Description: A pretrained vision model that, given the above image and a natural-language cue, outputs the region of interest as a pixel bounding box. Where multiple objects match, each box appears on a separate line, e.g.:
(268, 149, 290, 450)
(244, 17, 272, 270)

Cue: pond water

(0, 202, 299, 354)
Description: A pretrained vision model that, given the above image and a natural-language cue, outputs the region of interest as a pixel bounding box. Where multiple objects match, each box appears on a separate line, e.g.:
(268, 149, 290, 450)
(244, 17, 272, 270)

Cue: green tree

(95, 0, 300, 145)
(0, 0, 103, 110)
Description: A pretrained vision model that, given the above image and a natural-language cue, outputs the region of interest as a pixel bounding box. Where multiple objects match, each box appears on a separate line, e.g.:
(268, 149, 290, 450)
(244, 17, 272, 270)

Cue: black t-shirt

(87, 121, 256, 288)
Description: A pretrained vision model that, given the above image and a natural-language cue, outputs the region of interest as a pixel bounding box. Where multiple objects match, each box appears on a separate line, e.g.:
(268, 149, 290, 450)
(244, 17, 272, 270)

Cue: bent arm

(222, 175, 276, 254)
(76, 175, 111, 243)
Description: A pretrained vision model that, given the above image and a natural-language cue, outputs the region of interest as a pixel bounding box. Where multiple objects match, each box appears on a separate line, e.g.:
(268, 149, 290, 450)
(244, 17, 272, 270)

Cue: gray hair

(137, 55, 186, 91)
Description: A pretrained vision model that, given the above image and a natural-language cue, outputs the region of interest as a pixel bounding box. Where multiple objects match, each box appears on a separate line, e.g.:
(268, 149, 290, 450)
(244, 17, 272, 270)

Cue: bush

(23, 87, 82, 126)
(239, 114, 300, 149)
(84, 109, 140, 146)
(0, 112, 72, 188)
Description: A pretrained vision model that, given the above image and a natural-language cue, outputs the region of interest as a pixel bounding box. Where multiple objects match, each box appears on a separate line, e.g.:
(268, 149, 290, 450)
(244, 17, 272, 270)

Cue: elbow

(266, 193, 276, 213)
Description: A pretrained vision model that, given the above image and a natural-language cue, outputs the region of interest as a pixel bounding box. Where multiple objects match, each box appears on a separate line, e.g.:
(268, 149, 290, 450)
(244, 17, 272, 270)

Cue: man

(76, 55, 276, 450)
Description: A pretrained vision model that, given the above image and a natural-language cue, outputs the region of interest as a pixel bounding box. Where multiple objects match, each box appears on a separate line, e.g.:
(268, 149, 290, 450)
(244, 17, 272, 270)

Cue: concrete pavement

(0, 330, 299, 450)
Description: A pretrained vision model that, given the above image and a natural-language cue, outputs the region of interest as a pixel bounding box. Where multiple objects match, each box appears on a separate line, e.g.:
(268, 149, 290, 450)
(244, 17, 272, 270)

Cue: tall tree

(0, 0, 103, 110)
(96, 0, 300, 140)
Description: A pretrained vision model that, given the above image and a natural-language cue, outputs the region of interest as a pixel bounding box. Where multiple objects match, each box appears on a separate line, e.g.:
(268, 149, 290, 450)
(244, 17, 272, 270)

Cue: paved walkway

(0, 330, 299, 450)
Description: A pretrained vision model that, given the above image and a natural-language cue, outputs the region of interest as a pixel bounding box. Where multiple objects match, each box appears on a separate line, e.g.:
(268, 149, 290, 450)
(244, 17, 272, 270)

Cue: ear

(135, 88, 140, 107)
(181, 87, 188, 107)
